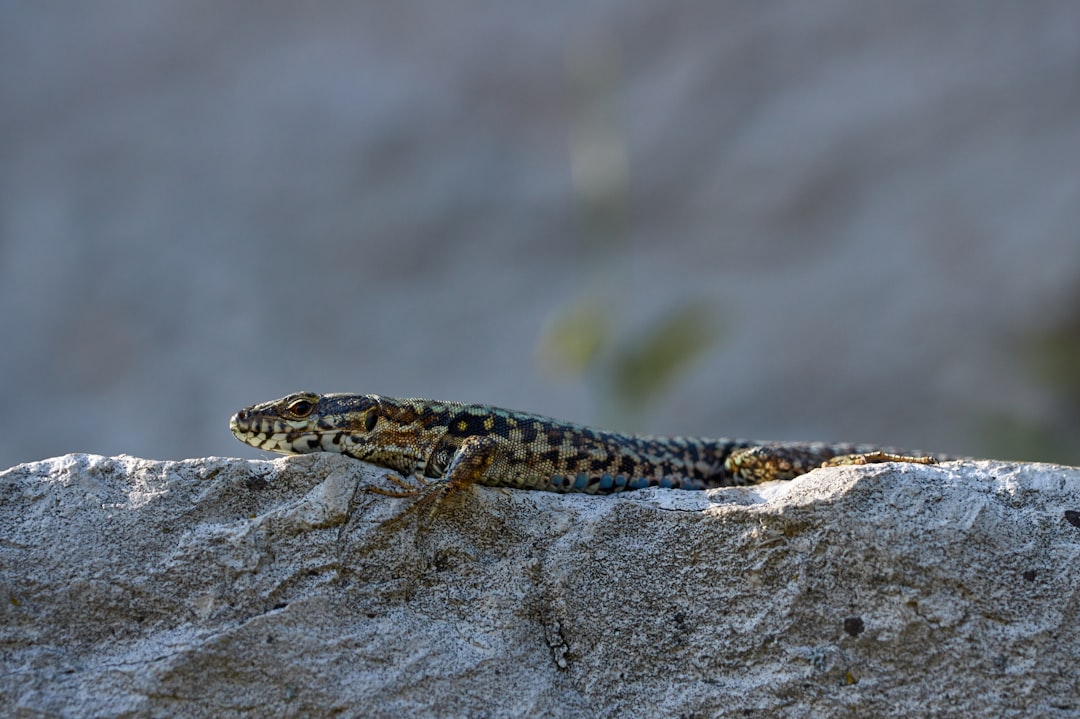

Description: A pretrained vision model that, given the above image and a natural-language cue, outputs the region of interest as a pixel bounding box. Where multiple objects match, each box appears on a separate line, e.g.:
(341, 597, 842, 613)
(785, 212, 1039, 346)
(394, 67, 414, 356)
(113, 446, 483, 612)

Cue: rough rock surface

(1, 454, 1078, 718)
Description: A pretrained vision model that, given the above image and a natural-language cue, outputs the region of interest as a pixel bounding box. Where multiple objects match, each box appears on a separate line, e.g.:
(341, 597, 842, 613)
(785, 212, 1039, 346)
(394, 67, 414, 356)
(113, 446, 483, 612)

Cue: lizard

(229, 392, 939, 504)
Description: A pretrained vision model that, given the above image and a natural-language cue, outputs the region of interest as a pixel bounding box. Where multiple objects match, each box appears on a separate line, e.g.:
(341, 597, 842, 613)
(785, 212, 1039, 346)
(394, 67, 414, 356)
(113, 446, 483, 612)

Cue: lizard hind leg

(724, 445, 937, 485)
(724, 445, 829, 484)
(820, 451, 937, 468)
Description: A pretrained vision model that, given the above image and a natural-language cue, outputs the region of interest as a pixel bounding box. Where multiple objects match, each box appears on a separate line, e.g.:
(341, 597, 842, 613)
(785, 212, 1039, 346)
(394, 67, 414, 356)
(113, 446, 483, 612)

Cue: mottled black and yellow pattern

(230, 392, 940, 495)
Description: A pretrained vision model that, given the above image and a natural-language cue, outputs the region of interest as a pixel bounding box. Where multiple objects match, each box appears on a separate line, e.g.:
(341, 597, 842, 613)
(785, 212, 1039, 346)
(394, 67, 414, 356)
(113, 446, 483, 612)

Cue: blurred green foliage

(610, 303, 718, 414)
(980, 312, 1080, 465)
(539, 299, 612, 377)
(538, 298, 721, 430)
(978, 412, 1077, 465)
(1032, 318, 1080, 402)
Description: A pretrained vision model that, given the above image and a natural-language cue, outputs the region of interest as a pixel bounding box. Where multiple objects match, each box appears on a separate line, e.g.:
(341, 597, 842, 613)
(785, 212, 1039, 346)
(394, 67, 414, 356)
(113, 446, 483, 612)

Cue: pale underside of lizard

(229, 392, 939, 502)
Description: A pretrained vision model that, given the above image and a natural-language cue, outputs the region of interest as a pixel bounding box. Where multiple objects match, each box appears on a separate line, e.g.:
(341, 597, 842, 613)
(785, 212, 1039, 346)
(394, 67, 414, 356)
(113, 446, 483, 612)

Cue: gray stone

(2, 454, 1078, 717)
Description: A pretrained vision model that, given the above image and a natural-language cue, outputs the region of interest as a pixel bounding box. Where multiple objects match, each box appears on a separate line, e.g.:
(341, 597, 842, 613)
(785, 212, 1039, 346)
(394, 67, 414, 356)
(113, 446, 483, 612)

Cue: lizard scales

(229, 392, 938, 495)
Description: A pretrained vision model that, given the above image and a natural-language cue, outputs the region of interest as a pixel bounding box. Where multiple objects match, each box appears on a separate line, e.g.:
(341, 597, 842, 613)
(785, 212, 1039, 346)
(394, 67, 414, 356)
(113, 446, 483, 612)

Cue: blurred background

(2, 1, 1079, 469)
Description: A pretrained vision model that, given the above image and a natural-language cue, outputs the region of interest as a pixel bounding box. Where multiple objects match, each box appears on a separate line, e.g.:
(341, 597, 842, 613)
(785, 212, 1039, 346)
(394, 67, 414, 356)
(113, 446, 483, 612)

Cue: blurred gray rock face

(3, 3, 1080, 467)
(2, 453, 1077, 717)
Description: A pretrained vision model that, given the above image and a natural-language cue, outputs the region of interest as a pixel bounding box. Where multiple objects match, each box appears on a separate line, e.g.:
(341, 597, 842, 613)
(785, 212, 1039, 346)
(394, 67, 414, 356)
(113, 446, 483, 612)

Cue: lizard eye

(364, 411, 378, 432)
(285, 397, 315, 418)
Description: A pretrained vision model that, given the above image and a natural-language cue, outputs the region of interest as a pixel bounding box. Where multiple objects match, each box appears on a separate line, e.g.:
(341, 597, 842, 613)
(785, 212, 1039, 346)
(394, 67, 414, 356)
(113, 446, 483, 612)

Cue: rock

(1, 454, 1078, 717)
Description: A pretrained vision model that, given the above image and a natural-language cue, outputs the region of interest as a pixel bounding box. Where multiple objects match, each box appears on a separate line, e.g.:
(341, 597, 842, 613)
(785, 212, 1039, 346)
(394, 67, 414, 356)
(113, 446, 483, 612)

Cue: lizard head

(229, 392, 438, 476)
(230, 392, 380, 455)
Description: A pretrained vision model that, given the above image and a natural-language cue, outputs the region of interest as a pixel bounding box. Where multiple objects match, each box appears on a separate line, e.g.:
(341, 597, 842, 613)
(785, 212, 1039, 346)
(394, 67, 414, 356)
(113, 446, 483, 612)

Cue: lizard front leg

(371, 434, 505, 521)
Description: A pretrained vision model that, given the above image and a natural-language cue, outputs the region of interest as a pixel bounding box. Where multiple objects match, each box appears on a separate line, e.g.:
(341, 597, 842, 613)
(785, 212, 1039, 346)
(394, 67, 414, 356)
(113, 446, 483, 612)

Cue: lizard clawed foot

(372, 477, 466, 531)
(367, 473, 436, 498)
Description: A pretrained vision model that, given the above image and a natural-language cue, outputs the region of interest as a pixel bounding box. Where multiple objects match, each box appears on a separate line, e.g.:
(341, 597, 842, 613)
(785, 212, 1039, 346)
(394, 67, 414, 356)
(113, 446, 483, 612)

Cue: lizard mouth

(230, 409, 345, 455)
